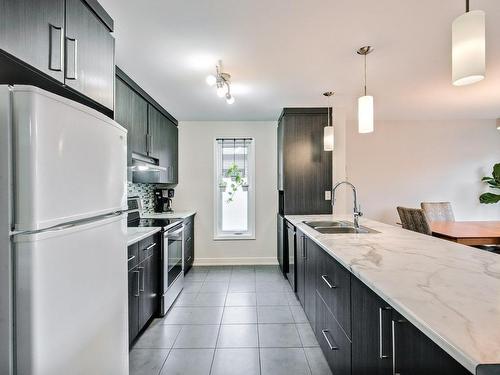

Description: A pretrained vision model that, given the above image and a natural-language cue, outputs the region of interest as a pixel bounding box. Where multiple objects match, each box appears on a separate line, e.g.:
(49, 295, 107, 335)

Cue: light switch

(325, 191, 331, 200)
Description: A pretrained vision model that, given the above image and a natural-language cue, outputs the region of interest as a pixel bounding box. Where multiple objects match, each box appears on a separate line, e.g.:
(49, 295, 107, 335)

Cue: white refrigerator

(0, 85, 129, 375)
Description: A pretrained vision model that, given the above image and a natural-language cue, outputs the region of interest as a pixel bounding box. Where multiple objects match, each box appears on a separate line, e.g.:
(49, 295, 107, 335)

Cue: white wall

(345, 119, 500, 224)
(175, 121, 278, 265)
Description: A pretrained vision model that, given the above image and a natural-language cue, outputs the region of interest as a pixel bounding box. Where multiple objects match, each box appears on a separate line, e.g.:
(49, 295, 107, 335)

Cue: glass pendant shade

(323, 126, 334, 151)
(216, 86, 227, 97)
(358, 95, 374, 133)
(452, 10, 485, 86)
(496, 119, 500, 130)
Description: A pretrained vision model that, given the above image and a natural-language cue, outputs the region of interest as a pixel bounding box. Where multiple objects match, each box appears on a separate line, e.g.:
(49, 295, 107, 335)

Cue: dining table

(430, 221, 500, 246)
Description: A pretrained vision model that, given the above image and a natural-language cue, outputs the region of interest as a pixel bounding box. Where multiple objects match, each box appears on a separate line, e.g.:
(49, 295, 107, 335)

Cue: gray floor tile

(134, 321, 182, 349)
(258, 324, 302, 348)
(205, 272, 232, 282)
(211, 348, 260, 375)
(129, 348, 170, 375)
(183, 281, 204, 293)
(175, 292, 199, 306)
(222, 306, 258, 324)
(296, 323, 319, 347)
(229, 282, 256, 293)
(199, 281, 229, 294)
(185, 271, 209, 282)
(160, 348, 214, 375)
(260, 348, 311, 375)
(163, 307, 224, 325)
(226, 292, 257, 306)
(304, 347, 332, 375)
(286, 293, 301, 306)
(230, 275, 256, 284)
(257, 306, 294, 324)
(217, 324, 259, 348)
(290, 306, 308, 323)
(231, 265, 255, 273)
(256, 281, 290, 293)
(256, 293, 289, 306)
(173, 325, 220, 348)
(177, 293, 226, 307)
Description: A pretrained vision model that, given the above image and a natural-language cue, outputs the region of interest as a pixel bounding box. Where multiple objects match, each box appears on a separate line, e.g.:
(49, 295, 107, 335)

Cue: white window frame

(213, 137, 256, 240)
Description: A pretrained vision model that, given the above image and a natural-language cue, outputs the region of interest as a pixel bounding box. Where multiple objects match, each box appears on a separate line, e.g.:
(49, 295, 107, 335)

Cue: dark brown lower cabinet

(316, 291, 352, 375)
(392, 311, 470, 375)
(295, 229, 305, 305)
(128, 233, 159, 346)
(183, 215, 195, 274)
(351, 275, 393, 375)
(304, 237, 318, 327)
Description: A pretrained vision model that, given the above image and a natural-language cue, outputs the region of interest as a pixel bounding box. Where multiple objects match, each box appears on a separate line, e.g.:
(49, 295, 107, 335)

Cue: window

(214, 138, 255, 239)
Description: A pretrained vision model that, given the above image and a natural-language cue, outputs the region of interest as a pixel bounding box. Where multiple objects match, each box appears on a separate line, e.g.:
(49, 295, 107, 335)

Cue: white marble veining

(127, 227, 161, 246)
(285, 214, 500, 374)
(141, 211, 196, 220)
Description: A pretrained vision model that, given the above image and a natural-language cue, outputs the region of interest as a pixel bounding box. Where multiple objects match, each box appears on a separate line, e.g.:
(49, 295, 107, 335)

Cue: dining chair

(420, 202, 455, 222)
(397, 207, 432, 235)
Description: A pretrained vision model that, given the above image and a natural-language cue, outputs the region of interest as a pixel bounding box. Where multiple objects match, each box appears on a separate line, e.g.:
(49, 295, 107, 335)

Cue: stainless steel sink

(304, 220, 378, 234)
(303, 220, 351, 228)
(314, 226, 377, 234)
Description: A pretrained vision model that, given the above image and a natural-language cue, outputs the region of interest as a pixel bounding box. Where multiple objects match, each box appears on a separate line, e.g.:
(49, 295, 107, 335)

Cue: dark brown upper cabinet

(65, 0, 115, 110)
(278, 108, 333, 215)
(0, 0, 114, 114)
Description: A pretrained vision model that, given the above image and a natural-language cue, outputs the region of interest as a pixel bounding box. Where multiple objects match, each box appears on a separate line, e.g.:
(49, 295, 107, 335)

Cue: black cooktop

(127, 217, 181, 229)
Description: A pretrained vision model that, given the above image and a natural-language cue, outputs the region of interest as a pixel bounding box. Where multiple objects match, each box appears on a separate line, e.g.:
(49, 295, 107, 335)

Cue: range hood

(128, 152, 166, 172)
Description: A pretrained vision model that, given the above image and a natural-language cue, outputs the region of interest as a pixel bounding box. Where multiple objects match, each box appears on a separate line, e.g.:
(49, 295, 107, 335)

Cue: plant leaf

(479, 192, 500, 204)
(493, 163, 500, 182)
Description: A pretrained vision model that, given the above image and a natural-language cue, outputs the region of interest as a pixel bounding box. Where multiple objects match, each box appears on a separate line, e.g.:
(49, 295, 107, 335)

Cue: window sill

(213, 234, 256, 241)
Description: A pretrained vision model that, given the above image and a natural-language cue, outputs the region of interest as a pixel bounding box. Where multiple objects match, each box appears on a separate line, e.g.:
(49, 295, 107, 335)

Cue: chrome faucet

(332, 181, 363, 228)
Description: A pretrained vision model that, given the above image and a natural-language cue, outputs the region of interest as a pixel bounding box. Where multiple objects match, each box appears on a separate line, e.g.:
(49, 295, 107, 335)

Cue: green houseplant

(225, 163, 245, 203)
(479, 163, 500, 204)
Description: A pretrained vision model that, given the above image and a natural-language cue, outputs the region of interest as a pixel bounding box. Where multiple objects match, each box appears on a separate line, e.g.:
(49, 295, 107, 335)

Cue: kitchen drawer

(317, 249, 351, 337)
(138, 235, 158, 262)
(127, 243, 139, 270)
(316, 291, 352, 375)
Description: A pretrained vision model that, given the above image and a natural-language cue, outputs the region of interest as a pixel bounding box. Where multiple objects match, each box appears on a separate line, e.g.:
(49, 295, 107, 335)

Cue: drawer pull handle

(138, 266, 145, 292)
(321, 275, 336, 289)
(128, 255, 136, 262)
(379, 306, 392, 359)
(133, 270, 140, 297)
(144, 242, 156, 251)
(321, 329, 339, 351)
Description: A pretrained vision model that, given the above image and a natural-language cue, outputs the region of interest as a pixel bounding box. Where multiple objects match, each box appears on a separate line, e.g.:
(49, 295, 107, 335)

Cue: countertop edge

(127, 227, 161, 246)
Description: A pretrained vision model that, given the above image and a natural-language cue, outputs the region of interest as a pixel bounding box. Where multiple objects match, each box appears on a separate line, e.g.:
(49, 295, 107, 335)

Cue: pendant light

(323, 91, 334, 151)
(452, 0, 485, 86)
(357, 46, 374, 134)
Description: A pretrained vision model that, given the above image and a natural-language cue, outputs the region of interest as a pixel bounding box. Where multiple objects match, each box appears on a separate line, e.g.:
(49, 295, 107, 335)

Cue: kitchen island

(285, 214, 500, 375)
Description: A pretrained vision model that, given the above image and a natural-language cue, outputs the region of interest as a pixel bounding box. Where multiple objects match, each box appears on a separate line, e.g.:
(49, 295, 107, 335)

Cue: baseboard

(193, 257, 279, 266)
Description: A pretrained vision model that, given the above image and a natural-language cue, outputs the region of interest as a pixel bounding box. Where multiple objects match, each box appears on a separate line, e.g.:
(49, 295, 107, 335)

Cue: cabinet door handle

(187, 256, 192, 262)
(144, 242, 156, 251)
(49, 24, 63, 71)
(65, 37, 78, 80)
(392, 318, 405, 375)
(321, 275, 336, 289)
(128, 255, 136, 262)
(379, 307, 392, 359)
(321, 329, 339, 351)
(302, 236, 307, 259)
(138, 266, 145, 292)
(133, 270, 140, 297)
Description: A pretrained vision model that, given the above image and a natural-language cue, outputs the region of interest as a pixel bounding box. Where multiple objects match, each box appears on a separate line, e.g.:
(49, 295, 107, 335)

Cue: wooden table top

(430, 221, 500, 245)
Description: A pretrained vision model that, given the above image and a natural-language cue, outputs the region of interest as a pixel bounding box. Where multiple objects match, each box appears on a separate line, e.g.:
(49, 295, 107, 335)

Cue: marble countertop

(127, 227, 162, 246)
(285, 214, 500, 374)
(141, 211, 196, 220)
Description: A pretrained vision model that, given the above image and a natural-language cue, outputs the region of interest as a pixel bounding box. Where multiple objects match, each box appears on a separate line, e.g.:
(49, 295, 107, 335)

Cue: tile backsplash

(127, 182, 155, 213)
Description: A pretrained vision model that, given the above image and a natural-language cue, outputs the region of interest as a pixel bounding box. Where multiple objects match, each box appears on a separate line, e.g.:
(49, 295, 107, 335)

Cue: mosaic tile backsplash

(127, 182, 156, 213)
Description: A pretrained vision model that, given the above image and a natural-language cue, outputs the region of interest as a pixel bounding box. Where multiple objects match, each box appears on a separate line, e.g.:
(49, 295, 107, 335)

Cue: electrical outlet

(325, 191, 331, 200)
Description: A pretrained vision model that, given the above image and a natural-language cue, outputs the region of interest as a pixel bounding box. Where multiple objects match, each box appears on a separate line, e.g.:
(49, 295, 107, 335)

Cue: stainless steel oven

(160, 223, 184, 316)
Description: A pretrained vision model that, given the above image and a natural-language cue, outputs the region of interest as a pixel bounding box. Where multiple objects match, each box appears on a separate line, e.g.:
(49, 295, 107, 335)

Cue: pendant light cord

(364, 54, 367, 96)
(466, 0, 470, 12)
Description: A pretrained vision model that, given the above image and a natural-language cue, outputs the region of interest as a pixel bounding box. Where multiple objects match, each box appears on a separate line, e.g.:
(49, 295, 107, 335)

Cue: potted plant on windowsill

(225, 163, 246, 203)
(479, 163, 500, 204)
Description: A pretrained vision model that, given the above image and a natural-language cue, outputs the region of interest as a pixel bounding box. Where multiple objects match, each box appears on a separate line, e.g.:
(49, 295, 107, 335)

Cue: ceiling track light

(357, 46, 374, 134)
(323, 91, 334, 151)
(206, 60, 235, 104)
(452, 0, 485, 86)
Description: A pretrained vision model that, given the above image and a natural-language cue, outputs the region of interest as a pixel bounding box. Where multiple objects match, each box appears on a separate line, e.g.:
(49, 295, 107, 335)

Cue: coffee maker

(154, 188, 175, 213)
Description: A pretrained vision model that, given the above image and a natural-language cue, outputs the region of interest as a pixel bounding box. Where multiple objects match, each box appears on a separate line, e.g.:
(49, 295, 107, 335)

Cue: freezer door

(11, 86, 127, 231)
(13, 214, 128, 375)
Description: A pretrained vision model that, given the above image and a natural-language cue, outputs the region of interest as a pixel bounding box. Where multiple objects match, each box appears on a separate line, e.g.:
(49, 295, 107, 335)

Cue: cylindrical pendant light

(452, 1, 485, 86)
(323, 91, 334, 151)
(357, 46, 374, 134)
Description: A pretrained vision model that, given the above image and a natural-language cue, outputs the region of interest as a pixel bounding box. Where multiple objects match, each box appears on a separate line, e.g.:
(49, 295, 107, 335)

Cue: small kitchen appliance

(154, 188, 175, 213)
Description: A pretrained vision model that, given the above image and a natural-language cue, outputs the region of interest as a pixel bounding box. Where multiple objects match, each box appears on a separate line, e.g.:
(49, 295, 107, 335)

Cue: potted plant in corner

(479, 163, 500, 204)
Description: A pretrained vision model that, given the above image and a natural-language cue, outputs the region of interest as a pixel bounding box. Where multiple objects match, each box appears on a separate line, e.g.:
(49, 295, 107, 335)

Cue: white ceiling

(100, 0, 500, 121)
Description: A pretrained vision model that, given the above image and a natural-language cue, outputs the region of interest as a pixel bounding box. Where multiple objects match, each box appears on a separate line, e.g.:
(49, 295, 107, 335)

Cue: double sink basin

(303, 220, 377, 234)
